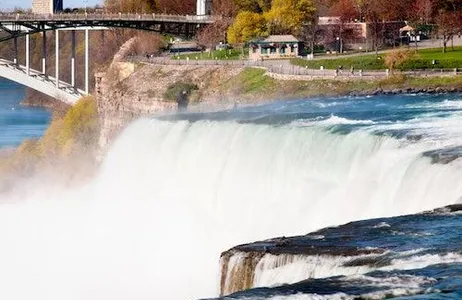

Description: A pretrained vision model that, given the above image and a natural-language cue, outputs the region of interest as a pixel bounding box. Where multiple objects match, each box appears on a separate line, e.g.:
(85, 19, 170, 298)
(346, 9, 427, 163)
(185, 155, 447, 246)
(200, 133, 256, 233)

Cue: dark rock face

(349, 87, 462, 97)
(217, 204, 462, 298)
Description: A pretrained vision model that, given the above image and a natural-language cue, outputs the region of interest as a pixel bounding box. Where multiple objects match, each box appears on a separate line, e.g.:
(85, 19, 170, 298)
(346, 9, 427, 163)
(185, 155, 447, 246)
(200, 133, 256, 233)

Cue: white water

(2, 118, 462, 299)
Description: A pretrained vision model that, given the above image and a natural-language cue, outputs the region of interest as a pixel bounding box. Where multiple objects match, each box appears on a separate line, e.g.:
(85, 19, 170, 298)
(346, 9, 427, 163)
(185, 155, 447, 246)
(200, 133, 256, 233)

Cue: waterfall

(1, 118, 462, 300)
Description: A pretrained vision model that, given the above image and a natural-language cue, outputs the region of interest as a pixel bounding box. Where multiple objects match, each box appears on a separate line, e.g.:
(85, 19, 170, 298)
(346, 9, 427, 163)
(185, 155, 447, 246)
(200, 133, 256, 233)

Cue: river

(1, 91, 462, 299)
(0, 78, 51, 149)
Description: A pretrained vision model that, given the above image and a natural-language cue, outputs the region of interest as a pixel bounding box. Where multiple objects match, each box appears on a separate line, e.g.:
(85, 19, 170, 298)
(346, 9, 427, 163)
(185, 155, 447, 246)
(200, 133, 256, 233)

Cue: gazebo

(249, 35, 300, 60)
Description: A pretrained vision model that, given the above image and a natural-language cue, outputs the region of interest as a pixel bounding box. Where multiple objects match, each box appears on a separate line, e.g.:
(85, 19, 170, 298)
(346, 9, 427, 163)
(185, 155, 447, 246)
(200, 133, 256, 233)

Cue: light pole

(83, 0, 88, 14)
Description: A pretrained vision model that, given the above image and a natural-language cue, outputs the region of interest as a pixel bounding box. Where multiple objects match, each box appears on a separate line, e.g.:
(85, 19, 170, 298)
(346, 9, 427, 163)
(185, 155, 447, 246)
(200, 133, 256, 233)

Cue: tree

(156, 0, 195, 14)
(104, 0, 157, 13)
(213, 0, 238, 17)
(197, 19, 233, 53)
(437, 11, 462, 53)
(265, 0, 317, 35)
(227, 11, 268, 45)
(384, 49, 412, 71)
(411, 0, 435, 24)
(328, 0, 358, 53)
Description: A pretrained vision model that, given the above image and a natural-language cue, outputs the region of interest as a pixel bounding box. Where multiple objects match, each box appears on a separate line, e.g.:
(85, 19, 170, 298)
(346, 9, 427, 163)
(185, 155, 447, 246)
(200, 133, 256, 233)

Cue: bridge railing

(0, 13, 219, 23)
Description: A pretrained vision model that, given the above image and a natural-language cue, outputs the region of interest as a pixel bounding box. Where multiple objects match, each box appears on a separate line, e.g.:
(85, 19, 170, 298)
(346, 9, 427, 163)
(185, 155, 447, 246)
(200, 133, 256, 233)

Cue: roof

(252, 35, 299, 44)
(400, 25, 415, 32)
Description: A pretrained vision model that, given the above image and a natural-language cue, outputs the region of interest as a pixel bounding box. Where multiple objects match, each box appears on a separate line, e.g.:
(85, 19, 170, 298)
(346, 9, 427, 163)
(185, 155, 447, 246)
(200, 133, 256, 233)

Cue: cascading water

(2, 94, 462, 299)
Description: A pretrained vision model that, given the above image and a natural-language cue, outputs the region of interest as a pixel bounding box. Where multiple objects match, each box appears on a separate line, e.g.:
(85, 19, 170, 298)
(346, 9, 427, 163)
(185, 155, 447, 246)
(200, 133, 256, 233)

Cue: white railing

(0, 13, 218, 23)
(126, 56, 462, 79)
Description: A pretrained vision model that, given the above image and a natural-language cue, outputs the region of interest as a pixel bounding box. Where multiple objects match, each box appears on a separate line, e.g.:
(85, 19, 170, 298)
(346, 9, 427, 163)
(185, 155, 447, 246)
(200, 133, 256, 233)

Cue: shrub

(164, 82, 199, 102)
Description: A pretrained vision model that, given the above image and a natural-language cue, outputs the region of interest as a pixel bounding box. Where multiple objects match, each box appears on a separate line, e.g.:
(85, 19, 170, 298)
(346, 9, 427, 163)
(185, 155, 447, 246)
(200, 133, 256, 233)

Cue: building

(249, 35, 300, 60)
(196, 0, 212, 16)
(317, 17, 405, 51)
(32, 0, 63, 14)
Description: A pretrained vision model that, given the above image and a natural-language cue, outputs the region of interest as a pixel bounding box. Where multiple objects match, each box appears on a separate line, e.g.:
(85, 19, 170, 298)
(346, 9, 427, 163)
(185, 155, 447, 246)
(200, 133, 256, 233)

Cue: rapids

(1, 93, 462, 299)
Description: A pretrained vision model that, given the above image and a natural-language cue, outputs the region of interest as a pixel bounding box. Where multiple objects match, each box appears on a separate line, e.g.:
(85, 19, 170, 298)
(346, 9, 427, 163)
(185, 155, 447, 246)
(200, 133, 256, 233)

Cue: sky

(0, 0, 102, 9)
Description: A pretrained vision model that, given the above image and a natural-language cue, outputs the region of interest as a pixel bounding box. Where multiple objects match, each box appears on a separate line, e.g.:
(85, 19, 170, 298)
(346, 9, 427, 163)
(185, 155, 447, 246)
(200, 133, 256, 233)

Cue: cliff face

(96, 61, 245, 151)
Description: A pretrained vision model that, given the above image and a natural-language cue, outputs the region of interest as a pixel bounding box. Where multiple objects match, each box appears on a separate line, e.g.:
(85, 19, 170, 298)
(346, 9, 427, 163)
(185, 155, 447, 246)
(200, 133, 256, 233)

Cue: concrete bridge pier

(42, 31, 46, 74)
(85, 29, 89, 94)
(55, 30, 59, 87)
(25, 33, 30, 76)
(71, 30, 76, 87)
(13, 37, 18, 65)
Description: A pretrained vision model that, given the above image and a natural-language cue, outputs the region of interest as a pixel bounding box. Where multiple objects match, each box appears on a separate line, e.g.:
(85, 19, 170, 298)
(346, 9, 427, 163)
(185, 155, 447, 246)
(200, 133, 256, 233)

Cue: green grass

(230, 68, 275, 94)
(174, 48, 249, 60)
(292, 46, 462, 70)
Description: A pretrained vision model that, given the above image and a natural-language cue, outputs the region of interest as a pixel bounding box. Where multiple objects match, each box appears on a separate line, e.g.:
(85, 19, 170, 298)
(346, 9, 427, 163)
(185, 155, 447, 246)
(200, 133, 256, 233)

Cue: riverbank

(96, 61, 462, 151)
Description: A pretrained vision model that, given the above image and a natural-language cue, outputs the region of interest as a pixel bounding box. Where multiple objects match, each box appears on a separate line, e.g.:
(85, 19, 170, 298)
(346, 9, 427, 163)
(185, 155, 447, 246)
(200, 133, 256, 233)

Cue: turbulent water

(0, 79, 51, 148)
(2, 93, 462, 299)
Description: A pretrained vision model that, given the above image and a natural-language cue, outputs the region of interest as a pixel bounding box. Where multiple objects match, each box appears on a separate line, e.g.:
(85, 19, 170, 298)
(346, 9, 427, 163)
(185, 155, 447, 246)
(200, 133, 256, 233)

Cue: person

(177, 90, 189, 112)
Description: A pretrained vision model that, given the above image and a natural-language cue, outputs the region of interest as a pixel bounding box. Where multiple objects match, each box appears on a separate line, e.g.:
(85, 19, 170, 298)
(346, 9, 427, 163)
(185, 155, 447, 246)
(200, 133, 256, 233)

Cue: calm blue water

(0, 78, 51, 148)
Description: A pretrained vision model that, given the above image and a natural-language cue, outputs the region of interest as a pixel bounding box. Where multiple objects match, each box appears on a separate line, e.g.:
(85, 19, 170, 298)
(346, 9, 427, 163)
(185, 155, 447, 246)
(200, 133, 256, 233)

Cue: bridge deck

(0, 59, 84, 105)
(0, 13, 217, 23)
(0, 13, 218, 41)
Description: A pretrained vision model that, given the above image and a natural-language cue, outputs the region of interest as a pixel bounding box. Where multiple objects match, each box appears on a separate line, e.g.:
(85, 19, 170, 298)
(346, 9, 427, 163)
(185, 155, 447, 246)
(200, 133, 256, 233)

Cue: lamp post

(336, 37, 340, 54)
(83, 0, 88, 14)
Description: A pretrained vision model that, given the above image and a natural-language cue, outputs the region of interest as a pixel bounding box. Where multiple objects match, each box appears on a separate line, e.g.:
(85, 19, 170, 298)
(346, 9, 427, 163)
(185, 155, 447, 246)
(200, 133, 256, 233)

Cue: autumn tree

(328, 0, 358, 53)
(197, 19, 233, 52)
(411, 0, 435, 24)
(227, 11, 268, 45)
(213, 0, 238, 17)
(265, 0, 317, 35)
(437, 11, 462, 53)
(384, 49, 412, 71)
(156, 0, 196, 14)
(104, 0, 157, 13)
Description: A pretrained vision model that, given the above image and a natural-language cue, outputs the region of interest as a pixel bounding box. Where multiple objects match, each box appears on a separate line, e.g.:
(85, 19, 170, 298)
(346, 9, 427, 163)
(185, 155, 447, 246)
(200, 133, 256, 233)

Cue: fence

(127, 56, 462, 80)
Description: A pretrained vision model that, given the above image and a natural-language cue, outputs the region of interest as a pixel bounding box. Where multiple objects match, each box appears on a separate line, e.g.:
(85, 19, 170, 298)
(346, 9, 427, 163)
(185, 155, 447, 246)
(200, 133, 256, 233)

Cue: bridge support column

(55, 30, 59, 88)
(85, 29, 89, 94)
(13, 37, 18, 66)
(71, 30, 76, 87)
(25, 33, 30, 76)
(42, 31, 47, 74)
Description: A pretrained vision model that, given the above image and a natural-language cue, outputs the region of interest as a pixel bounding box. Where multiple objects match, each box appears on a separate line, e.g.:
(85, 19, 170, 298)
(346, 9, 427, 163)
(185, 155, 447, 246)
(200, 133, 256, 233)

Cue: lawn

(174, 48, 248, 60)
(291, 46, 462, 70)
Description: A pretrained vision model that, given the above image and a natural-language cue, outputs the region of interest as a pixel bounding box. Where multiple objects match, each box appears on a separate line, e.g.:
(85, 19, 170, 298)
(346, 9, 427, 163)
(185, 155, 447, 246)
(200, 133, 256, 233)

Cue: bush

(164, 82, 199, 102)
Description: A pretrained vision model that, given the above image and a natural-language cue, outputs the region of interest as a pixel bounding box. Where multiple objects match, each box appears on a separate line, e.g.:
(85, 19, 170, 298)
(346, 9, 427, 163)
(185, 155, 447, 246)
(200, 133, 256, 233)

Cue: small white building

(197, 0, 212, 16)
(249, 35, 300, 60)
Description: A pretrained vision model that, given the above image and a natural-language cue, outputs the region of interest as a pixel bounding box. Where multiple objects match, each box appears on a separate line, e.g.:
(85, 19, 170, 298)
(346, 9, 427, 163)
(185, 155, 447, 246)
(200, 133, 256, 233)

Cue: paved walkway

(129, 56, 461, 81)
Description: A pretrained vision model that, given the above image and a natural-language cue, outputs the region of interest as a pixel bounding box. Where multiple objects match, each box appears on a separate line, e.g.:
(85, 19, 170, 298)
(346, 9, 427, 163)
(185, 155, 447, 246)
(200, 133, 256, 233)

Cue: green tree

(265, 0, 317, 35)
(227, 11, 268, 44)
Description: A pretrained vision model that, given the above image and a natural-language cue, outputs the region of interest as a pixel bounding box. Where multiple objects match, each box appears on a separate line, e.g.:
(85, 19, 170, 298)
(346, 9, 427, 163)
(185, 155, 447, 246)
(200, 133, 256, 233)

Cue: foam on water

(2, 114, 462, 299)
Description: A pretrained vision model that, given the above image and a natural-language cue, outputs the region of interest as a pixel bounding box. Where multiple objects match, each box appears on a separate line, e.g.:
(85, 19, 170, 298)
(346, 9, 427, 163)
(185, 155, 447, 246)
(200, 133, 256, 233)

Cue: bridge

(0, 13, 217, 105)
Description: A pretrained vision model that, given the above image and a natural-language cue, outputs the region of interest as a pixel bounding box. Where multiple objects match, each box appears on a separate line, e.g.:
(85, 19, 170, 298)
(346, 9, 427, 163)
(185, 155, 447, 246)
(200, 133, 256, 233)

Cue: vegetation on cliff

(0, 96, 99, 179)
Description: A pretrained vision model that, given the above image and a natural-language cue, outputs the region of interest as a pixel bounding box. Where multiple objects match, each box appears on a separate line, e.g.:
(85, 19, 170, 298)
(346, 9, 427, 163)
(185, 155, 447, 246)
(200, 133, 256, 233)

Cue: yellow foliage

(59, 96, 99, 151)
(227, 11, 268, 44)
(384, 49, 414, 70)
(265, 0, 316, 35)
(0, 96, 100, 175)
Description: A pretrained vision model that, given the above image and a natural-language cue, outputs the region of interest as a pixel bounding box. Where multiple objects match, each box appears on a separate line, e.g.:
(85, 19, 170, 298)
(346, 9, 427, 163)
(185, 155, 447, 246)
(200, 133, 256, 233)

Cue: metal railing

(0, 13, 218, 23)
(127, 56, 462, 79)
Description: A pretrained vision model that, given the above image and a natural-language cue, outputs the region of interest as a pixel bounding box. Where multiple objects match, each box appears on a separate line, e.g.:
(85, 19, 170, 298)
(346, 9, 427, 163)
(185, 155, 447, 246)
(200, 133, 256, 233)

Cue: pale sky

(0, 0, 102, 10)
